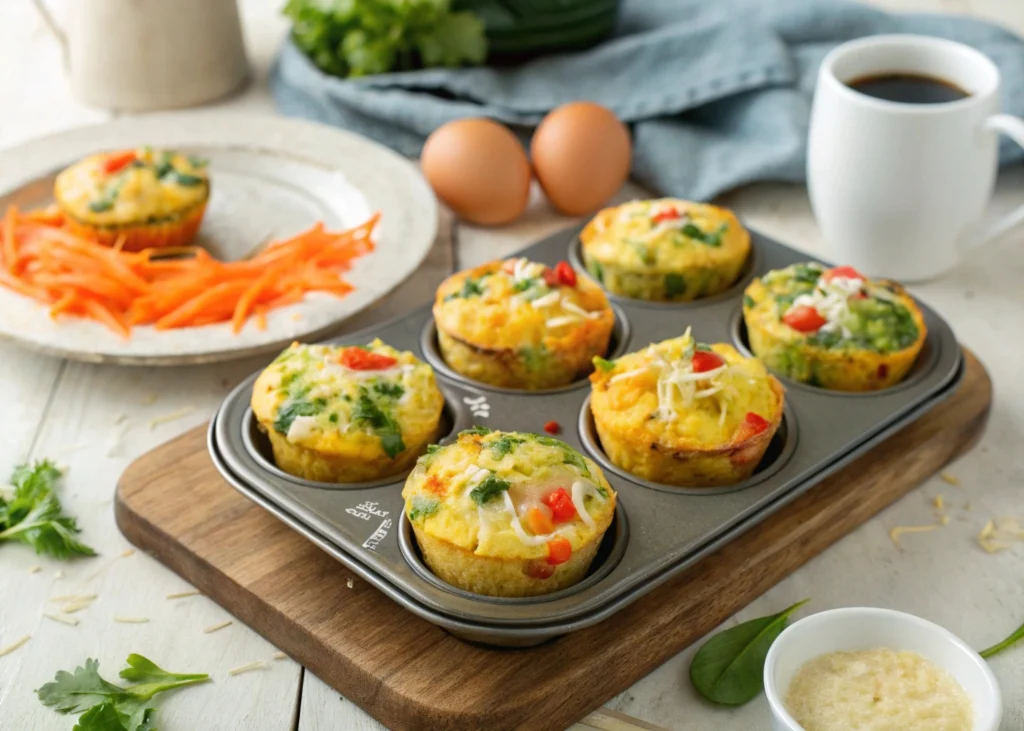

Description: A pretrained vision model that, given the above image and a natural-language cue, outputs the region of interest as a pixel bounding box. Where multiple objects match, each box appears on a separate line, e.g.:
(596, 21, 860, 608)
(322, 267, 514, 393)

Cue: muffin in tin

(251, 339, 445, 483)
(579, 198, 749, 301)
(433, 257, 614, 390)
(54, 147, 209, 252)
(402, 428, 617, 597)
(743, 263, 927, 391)
(589, 329, 784, 487)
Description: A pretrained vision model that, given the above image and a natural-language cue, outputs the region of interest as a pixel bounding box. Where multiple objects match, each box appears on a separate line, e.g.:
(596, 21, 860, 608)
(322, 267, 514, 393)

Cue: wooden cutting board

(114, 351, 991, 731)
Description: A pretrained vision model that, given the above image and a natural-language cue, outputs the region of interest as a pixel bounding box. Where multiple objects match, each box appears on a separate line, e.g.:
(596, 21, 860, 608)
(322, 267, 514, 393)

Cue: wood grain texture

(114, 353, 991, 731)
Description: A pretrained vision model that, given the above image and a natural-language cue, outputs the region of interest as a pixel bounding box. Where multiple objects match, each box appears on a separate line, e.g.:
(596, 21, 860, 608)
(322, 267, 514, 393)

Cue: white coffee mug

(808, 34, 1024, 281)
(31, 0, 250, 112)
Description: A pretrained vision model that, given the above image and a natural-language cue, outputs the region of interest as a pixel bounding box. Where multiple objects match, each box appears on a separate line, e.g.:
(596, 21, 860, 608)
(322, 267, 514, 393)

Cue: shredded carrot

(0, 207, 378, 337)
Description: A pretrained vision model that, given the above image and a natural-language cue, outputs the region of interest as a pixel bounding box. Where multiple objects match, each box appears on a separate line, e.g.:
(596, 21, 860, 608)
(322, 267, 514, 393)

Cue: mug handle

(29, 0, 69, 70)
(976, 114, 1024, 247)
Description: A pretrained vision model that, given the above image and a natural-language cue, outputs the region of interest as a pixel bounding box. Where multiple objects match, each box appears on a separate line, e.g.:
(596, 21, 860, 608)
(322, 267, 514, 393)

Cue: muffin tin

(208, 223, 963, 646)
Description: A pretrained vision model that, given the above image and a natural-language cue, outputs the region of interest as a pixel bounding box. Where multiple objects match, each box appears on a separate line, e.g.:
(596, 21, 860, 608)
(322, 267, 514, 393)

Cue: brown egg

(531, 102, 631, 216)
(421, 118, 531, 226)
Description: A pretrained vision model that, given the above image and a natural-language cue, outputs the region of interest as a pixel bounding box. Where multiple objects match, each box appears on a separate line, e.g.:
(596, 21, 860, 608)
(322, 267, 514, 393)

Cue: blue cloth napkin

(270, 0, 1024, 201)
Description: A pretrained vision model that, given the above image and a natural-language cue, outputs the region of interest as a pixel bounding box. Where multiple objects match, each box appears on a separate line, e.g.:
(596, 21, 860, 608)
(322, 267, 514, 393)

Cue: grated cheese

(228, 661, 266, 677)
(54, 570, 64, 579)
(529, 291, 560, 309)
(272, 652, 288, 661)
(166, 590, 201, 600)
(121, 549, 136, 558)
(0, 635, 30, 657)
(61, 596, 97, 614)
(42, 612, 79, 627)
(28, 566, 41, 574)
(561, 301, 600, 320)
(889, 523, 943, 548)
(346, 578, 354, 589)
(977, 517, 1024, 554)
(203, 620, 233, 634)
(49, 593, 94, 603)
(933, 495, 944, 510)
(940, 471, 961, 486)
(545, 316, 577, 329)
(570, 481, 603, 530)
(609, 366, 650, 384)
(113, 617, 149, 624)
(148, 406, 195, 429)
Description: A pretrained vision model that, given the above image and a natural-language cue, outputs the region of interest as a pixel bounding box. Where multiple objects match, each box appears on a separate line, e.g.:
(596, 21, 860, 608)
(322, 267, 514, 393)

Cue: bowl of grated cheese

(763, 607, 1001, 731)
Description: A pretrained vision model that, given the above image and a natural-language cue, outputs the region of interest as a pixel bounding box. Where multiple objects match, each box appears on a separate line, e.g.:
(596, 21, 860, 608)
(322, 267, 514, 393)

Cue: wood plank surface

(114, 352, 991, 731)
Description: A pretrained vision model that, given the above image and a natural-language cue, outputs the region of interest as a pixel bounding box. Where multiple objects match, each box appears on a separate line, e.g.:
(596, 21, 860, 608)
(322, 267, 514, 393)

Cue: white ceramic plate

(0, 113, 438, 364)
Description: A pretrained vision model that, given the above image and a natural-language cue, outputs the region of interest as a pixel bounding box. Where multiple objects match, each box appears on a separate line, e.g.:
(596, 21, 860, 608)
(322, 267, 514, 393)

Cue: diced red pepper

(526, 507, 555, 536)
(652, 207, 682, 223)
(823, 265, 865, 282)
(102, 151, 137, 174)
(546, 537, 572, 565)
(783, 305, 827, 333)
(543, 420, 560, 435)
(525, 559, 555, 579)
(555, 261, 577, 287)
(734, 411, 771, 443)
(691, 350, 725, 373)
(542, 487, 577, 523)
(340, 348, 397, 370)
(877, 363, 889, 380)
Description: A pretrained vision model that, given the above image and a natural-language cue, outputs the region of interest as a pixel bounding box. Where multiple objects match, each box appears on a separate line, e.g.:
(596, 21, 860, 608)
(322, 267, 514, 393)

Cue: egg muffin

(743, 263, 927, 391)
(54, 147, 209, 252)
(580, 198, 750, 301)
(251, 339, 445, 483)
(403, 428, 616, 597)
(589, 329, 784, 487)
(433, 257, 614, 390)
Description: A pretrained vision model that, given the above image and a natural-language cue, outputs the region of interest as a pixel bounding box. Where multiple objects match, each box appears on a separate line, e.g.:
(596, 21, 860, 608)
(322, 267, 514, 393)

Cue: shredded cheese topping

(791, 274, 865, 337)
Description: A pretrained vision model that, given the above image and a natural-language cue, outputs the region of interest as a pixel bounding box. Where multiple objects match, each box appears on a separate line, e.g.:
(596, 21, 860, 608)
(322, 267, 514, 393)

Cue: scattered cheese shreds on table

(889, 523, 944, 548)
(166, 590, 201, 600)
(42, 612, 79, 627)
(228, 661, 266, 676)
(28, 565, 41, 574)
(977, 517, 1024, 554)
(933, 495, 944, 510)
(113, 616, 150, 624)
(940, 471, 961, 486)
(60, 596, 98, 614)
(0, 635, 31, 657)
(149, 407, 195, 430)
(271, 652, 287, 661)
(203, 621, 232, 634)
(54, 570, 64, 579)
(0, 206, 379, 337)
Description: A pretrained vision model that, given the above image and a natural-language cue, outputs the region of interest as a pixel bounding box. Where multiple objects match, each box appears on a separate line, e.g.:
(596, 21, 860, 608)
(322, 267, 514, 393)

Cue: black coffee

(846, 73, 969, 104)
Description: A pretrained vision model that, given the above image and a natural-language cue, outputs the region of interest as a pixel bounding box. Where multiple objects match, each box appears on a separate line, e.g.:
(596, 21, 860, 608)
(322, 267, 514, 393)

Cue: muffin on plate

(579, 198, 749, 301)
(589, 328, 784, 487)
(433, 257, 614, 389)
(742, 263, 927, 391)
(54, 147, 209, 252)
(402, 428, 616, 597)
(251, 339, 445, 483)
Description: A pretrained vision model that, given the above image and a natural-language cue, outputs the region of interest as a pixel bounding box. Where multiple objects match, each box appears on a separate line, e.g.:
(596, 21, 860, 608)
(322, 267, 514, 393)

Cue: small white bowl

(763, 607, 1002, 731)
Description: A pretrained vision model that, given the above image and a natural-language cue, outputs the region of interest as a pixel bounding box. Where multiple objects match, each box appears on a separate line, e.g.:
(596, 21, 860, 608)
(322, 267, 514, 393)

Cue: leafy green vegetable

(593, 356, 616, 372)
(664, 273, 686, 298)
(426, 444, 442, 456)
(38, 655, 208, 731)
(408, 495, 440, 521)
(187, 155, 208, 168)
(681, 222, 727, 247)
(629, 240, 654, 265)
(461, 425, 492, 437)
(88, 200, 113, 213)
(533, 435, 591, 478)
(444, 275, 488, 301)
(372, 381, 404, 399)
(172, 172, 204, 187)
(519, 344, 548, 372)
(587, 259, 604, 283)
(153, 152, 174, 179)
(0, 461, 94, 559)
(980, 619, 1024, 659)
(272, 398, 325, 434)
(790, 262, 824, 284)
(469, 474, 511, 505)
(352, 389, 405, 458)
(743, 294, 755, 308)
(695, 342, 713, 352)
(690, 599, 809, 706)
(284, 0, 487, 79)
(489, 434, 525, 460)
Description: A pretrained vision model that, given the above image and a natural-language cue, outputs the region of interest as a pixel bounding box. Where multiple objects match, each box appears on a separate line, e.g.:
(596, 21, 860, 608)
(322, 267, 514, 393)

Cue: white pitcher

(32, 0, 250, 112)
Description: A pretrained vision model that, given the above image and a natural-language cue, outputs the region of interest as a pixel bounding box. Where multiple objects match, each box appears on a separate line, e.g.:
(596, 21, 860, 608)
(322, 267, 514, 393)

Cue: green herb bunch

(37, 654, 209, 731)
(284, 0, 487, 78)
(0, 460, 94, 559)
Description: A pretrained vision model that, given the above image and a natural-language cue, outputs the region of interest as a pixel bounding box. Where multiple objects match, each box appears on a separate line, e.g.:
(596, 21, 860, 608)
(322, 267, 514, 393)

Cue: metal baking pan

(208, 223, 963, 645)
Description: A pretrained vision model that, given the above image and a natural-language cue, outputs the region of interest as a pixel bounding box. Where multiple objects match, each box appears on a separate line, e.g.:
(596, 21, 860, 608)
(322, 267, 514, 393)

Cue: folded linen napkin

(270, 0, 1024, 201)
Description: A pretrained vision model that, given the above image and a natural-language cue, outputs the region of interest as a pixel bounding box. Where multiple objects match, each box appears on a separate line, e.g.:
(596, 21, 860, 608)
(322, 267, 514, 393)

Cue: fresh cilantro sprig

(37, 654, 209, 731)
(285, 0, 487, 79)
(0, 461, 94, 559)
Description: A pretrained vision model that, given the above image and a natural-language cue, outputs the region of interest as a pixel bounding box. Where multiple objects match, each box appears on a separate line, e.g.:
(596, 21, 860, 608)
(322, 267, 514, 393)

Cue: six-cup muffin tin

(208, 223, 963, 646)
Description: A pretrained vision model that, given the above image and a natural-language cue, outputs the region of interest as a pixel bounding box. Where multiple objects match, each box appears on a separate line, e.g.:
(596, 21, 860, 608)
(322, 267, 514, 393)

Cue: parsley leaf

(0, 461, 95, 559)
(408, 496, 440, 521)
(460, 425, 492, 437)
(532, 436, 592, 478)
(372, 381, 404, 399)
(489, 435, 525, 460)
(695, 342, 713, 352)
(593, 356, 616, 372)
(444, 276, 487, 302)
(272, 398, 324, 434)
(681, 222, 728, 247)
(470, 474, 511, 505)
(664, 273, 686, 298)
(38, 655, 208, 731)
(352, 388, 406, 458)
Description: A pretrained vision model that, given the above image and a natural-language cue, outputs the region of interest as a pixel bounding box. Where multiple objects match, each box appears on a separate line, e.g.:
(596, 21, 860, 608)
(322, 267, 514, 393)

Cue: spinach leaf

(593, 356, 616, 372)
(695, 342, 713, 352)
(791, 263, 823, 284)
(379, 433, 405, 459)
(587, 260, 604, 283)
(461, 425, 491, 437)
(352, 389, 405, 458)
(743, 294, 755, 308)
(681, 222, 727, 247)
(408, 496, 440, 521)
(444, 275, 487, 302)
(489, 435, 525, 460)
(519, 344, 547, 372)
(172, 172, 204, 187)
(664, 273, 686, 298)
(689, 599, 809, 705)
(629, 241, 654, 265)
(469, 474, 511, 505)
(533, 436, 592, 478)
(980, 619, 1024, 659)
(272, 398, 324, 434)
(372, 381, 404, 399)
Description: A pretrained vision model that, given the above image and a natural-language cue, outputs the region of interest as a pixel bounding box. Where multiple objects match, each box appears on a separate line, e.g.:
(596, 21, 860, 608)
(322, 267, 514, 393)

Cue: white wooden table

(2, 2, 1023, 729)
